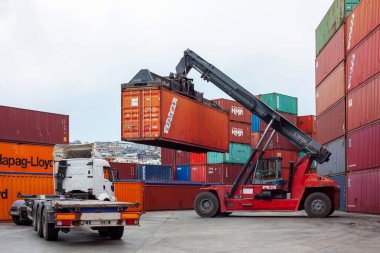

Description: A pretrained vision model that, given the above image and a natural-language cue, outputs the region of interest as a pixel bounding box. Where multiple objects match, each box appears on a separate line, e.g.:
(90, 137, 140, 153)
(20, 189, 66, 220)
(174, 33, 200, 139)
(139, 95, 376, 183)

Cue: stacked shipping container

(0, 106, 69, 221)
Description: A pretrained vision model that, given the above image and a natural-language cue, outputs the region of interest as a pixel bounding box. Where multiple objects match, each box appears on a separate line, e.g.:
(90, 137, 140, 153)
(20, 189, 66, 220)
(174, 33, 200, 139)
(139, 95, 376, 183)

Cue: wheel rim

(311, 199, 325, 212)
(201, 199, 212, 210)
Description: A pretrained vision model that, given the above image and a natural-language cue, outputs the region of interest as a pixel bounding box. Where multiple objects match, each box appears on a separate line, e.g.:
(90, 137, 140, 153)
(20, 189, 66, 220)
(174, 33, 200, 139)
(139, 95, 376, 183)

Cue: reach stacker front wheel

(304, 192, 332, 218)
(194, 192, 220, 218)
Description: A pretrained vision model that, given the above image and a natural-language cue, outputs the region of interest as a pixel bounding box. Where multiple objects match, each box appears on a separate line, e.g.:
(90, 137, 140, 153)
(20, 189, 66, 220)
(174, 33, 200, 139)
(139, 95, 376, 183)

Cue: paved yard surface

(0, 211, 379, 253)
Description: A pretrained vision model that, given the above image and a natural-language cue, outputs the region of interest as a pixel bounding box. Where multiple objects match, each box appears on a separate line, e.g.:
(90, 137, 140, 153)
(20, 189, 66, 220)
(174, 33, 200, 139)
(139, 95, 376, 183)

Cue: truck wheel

(98, 228, 110, 237)
(12, 216, 21, 225)
(304, 192, 332, 218)
(108, 227, 124, 240)
(42, 209, 59, 241)
(194, 192, 220, 218)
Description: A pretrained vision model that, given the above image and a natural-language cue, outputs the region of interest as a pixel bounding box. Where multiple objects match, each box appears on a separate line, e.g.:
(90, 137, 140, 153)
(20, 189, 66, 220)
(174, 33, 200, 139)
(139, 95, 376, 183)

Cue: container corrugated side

(263, 150, 298, 168)
(317, 137, 345, 176)
(160, 148, 176, 165)
(315, 25, 345, 86)
(251, 115, 260, 132)
(346, 26, 380, 92)
(260, 113, 297, 132)
(190, 153, 207, 165)
(259, 93, 298, 115)
(136, 165, 173, 181)
(347, 168, 380, 214)
(0, 142, 54, 174)
(175, 165, 191, 181)
(347, 73, 380, 131)
(347, 121, 380, 172)
(229, 121, 251, 144)
(114, 181, 144, 212)
(207, 143, 251, 164)
(0, 173, 54, 221)
(212, 98, 252, 124)
(346, 0, 380, 53)
(190, 165, 207, 182)
(327, 174, 346, 210)
(297, 115, 316, 138)
(109, 162, 136, 180)
(175, 150, 190, 165)
(0, 106, 69, 145)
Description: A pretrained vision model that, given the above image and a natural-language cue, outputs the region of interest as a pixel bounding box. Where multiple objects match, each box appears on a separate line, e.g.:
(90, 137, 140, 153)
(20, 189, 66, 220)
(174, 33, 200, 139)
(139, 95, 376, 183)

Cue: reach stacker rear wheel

(194, 192, 220, 218)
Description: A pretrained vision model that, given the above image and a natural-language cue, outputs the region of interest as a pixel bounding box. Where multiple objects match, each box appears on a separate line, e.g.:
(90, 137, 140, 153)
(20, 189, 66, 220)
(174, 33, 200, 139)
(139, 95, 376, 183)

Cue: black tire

(12, 216, 21, 225)
(37, 207, 43, 237)
(327, 207, 336, 217)
(194, 192, 220, 218)
(33, 207, 38, 231)
(98, 229, 110, 237)
(42, 209, 59, 241)
(304, 192, 332, 218)
(108, 227, 124, 240)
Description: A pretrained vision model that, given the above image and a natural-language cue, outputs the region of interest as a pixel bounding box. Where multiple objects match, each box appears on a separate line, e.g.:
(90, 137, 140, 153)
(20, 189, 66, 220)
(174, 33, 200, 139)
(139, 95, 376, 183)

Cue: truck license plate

(91, 220, 108, 225)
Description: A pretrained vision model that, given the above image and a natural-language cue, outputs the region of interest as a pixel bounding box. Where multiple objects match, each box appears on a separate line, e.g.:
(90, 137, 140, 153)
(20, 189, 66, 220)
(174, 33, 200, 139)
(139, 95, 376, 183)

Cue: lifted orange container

(121, 87, 229, 152)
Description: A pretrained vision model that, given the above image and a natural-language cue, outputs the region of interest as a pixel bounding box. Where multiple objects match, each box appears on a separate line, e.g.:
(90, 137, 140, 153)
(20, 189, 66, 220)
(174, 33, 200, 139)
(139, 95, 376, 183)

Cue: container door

(142, 89, 161, 139)
(122, 90, 142, 139)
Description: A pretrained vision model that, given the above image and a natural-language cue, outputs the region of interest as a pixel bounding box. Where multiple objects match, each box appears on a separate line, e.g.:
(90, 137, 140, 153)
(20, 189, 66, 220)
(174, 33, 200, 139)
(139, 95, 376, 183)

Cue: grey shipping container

(317, 137, 345, 176)
(136, 165, 173, 181)
(327, 174, 346, 211)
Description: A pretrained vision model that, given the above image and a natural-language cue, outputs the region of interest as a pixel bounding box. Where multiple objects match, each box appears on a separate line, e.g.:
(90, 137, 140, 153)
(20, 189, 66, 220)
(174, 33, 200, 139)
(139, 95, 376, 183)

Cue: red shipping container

(160, 148, 176, 165)
(346, 26, 380, 92)
(175, 150, 190, 165)
(346, 0, 380, 53)
(0, 106, 69, 145)
(315, 25, 345, 86)
(122, 87, 229, 152)
(260, 113, 297, 132)
(316, 62, 345, 116)
(109, 162, 136, 180)
(190, 153, 207, 165)
(206, 164, 224, 183)
(223, 164, 247, 185)
(251, 132, 261, 149)
(261, 130, 298, 151)
(347, 121, 380, 172)
(347, 73, 380, 131)
(297, 115, 316, 137)
(263, 150, 298, 168)
(212, 98, 252, 124)
(229, 121, 251, 144)
(347, 168, 380, 214)
(316, 99, 345, 145)
(190, 165, 207, 182)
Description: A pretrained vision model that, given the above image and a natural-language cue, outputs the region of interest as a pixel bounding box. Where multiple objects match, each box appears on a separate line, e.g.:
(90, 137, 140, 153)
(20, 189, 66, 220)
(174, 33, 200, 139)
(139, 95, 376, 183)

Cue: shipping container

(251, 115, 260, 132)
(347, 73, 380, 131)
(315, 0, 360, 56)
(121, 87, 229, 152)
(207, 143, 251, 164)
(297, 115, 317, 138)
(192, 164, 249, 185)
(298, 151, 317, 169)
(263, 150, 298, 168)
(0, 142, 54, 173)
(136, 165, 173, 181)
(175, 165, 191, 181)
(346, 0, 380, 53)
(109, 162, 136, 180)
(260, 113, 297, 132)
(347, 121, 380, 172)
(316, 99, 345, 144)
(327, 174, 346, 210)
(229, 121, 251, 144)
(0, 106, 69, 145)
(347, 168, 380, 214)
(259, 93, 298, 115)
(315, 25, 345, 86)
(346, 26, 380, 92)
(190, 152, 207, 165)
(212, 98, 252, 124)
(222, 164, 247, 185)
(205, 164, 224, 183)
(316, 62, 345, 115)
(250, 132, 261, 149)
(143, 182, 203, 211)
(114, 181, 144, 212)
(175, 150, 190, 165)
(0, 173, 54, 221)
(260, 130, 298, 151)
(190, 165, 207, 182)
(160, 148, 175, 165)
(317, 137, 345, 176)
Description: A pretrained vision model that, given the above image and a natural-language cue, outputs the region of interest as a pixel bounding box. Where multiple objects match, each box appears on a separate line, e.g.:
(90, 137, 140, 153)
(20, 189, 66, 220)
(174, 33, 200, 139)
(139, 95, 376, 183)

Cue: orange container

(0, 142, 54, 173)
(316, 62, 345, 116)
(0, 173, 54, 221)
(121, 87, 229, 152)
(114, 181, 144, 212)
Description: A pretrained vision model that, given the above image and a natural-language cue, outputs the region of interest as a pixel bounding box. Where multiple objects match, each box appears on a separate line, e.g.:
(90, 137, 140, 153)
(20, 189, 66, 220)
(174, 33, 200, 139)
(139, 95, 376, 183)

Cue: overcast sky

(0, 0, 333, 142)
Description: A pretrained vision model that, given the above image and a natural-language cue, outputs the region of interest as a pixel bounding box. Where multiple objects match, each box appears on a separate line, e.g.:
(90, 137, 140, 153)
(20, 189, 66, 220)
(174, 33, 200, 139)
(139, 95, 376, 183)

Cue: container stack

(0, 105, 69, 221)
(297, 115, 317, 172)
(250, 93, 299, 182)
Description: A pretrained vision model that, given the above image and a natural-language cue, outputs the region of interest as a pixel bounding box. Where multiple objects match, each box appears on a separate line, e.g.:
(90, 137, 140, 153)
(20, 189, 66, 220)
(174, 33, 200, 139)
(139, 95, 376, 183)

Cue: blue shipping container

(175, 165, 191, 181)
(327, 174, 346, 211)
(251, 115, 260, 132)
(136, 165, 173, 181)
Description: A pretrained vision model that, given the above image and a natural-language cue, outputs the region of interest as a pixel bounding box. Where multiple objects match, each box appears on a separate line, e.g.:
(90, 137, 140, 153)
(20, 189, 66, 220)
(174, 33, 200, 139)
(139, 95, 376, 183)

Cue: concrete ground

(0, 211, 380, 253)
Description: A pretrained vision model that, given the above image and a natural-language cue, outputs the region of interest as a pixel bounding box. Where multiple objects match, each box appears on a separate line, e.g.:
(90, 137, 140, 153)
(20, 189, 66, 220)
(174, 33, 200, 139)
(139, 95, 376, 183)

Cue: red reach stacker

(173, 49, 339, 218)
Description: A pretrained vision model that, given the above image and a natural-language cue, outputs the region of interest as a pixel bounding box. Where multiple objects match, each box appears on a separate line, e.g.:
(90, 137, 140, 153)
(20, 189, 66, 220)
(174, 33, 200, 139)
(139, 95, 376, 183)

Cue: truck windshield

(103, 167, 114, 182)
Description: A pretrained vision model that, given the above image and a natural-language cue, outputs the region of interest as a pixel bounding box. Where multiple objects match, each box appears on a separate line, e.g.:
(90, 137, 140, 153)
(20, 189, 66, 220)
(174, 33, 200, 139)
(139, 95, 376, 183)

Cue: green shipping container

(315, 0, 361, 56)
(207, 143, 251, 164)
(298, 151, 317, 169)
(259, 93, 298, 115)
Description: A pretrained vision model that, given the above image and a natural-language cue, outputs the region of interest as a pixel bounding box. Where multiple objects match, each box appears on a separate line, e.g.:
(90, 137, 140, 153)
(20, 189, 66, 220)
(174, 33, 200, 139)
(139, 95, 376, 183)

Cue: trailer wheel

(304, 192, 332, 218)
(194, 192, 220, 218)
(42, 209, 59, 241)
(108, 227, 124, 240)
(12, 216, 21, 225)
